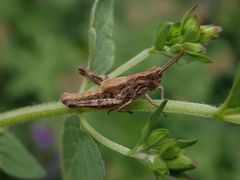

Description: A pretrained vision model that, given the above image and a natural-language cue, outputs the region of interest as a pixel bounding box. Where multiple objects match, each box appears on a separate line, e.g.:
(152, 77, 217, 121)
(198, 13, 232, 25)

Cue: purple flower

(29, 122, 54, 150)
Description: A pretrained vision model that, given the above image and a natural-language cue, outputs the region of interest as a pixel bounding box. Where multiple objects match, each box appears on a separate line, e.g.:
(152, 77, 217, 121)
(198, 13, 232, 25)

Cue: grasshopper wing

(100, 77, 128, 94)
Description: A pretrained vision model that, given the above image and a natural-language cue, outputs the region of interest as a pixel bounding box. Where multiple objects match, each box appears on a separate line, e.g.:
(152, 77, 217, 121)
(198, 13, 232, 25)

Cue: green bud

(199, 25, 222, 45)
(143, 129, 169, 150)
(183, 42, 206, 53)
(158, 139, 177, 156)
(166, 154, 197, 172)
(182, 15, 201, 42)
(162, 146, 181, 160)
(170, 44, 183, 54)
(150, 156, 169, 176)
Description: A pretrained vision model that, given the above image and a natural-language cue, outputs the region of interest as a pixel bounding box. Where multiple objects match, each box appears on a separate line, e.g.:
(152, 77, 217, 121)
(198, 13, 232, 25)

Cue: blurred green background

(0, 0, 240, 179)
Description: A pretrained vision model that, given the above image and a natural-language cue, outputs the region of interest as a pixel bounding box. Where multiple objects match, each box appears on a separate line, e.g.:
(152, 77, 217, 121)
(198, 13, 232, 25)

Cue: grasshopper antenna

(160, 50, 185, 73)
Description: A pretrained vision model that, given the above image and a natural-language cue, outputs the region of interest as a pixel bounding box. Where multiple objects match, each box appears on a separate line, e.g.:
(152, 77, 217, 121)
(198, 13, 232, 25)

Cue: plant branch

(108, 47, 155, 78)
(80, 115, 153, 161)
(1, 100, 238, 127)
(80, 115, 130, 156)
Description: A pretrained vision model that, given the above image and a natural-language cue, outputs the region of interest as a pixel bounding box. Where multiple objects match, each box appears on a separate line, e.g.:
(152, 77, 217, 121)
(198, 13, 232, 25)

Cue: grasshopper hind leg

(107, 108, 133, 114)
(78, 67, 108, 85)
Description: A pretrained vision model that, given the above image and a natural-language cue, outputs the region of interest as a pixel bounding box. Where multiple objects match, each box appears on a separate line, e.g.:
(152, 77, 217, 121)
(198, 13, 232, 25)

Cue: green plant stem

(108, 47, 155, 78)
(80, 115, 130, 156)
(1, 100, 239, 127)
(80, 115, 152, 161)
(80, 47, 155, 91)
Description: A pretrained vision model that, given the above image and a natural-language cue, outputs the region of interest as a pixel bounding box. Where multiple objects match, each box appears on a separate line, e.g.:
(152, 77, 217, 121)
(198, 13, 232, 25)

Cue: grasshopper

(61, 50, 184, 112)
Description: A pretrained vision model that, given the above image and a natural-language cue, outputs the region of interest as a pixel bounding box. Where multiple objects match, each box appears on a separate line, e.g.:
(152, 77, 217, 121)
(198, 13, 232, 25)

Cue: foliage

(131, 101, 197, 179)
(88, 0, 115, 74)
(217, 65, 240, 124)
(0, 130, 45, 179)
(61, 116, 105, 180)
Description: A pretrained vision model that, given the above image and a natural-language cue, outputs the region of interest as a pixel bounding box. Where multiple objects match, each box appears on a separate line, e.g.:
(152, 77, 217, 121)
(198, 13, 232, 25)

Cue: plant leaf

(155, 22, 171, 51)
(0, 131, 45, 179)
(220, 64, 240, 111)
(180, 5, 198, 31)
(88, 0, 115, 74)
(166, 22, 182, 45)
(186, 50, 212, 63)
(175, 139, 198, 149)
(140, 100, 168, 143)
(62, 115, 105, 180)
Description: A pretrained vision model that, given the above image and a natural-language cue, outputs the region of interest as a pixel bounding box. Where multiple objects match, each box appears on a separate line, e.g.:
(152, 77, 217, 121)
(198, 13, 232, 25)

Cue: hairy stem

(80, 115, 153, 161)
(80, 115, 130, 156)
(108, 47, 155, 78)
(1, 100, 238, 127)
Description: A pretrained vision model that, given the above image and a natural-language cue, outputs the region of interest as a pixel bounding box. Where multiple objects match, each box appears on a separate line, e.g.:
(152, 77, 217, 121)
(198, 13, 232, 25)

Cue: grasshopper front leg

(144, 93, 158, 107)
(117, 99, 133, 111)
(78, 67, 108, 85)
(158, 85, 164, 99)
(107, 99, 133, 114)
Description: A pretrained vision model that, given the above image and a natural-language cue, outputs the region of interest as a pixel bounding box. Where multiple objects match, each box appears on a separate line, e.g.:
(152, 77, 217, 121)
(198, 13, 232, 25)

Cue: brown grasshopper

(61, 50, 184, 112)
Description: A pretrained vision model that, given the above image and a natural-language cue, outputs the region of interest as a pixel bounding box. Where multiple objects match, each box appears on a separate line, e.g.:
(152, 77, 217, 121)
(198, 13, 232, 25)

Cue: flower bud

(183, 42, 206, 53)
(143, 129, 169, 150)
(150, 156, 169, 177)
(200, 25, 222, 44)
(170, 44, 183, 54)
(166, 154, 197, 172)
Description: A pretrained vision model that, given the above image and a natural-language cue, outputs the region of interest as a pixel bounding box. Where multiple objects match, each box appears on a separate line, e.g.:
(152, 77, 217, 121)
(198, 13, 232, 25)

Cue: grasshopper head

(151, 66, 162, 77)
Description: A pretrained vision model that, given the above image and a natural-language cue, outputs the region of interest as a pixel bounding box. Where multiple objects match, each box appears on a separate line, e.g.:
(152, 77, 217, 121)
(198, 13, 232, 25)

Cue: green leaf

(62, 115, 105, 180)
(166, 22, 182, 45)
(220, 64, 240, 111)
(88, 0, 115, 74)
(186, 50, 212, 63)
(175, 139, 198, 149)
(180, 5, 198, 31)
(141, 100, 168, 143)
(0, 131, 45, 179)
(155, 22, 171, 51)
